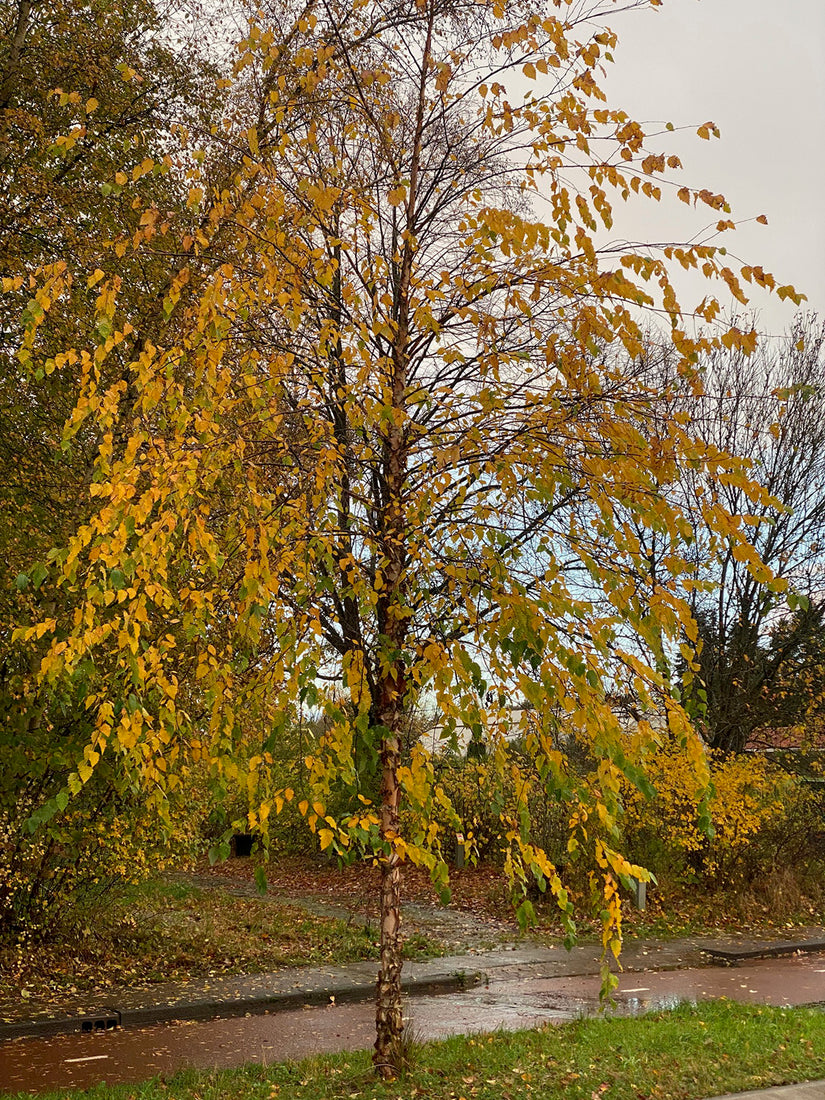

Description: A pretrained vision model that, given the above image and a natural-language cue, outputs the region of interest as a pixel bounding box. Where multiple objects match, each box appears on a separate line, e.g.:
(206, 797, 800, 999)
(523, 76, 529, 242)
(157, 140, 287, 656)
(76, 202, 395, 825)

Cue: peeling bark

(373, 729, 404, 1076)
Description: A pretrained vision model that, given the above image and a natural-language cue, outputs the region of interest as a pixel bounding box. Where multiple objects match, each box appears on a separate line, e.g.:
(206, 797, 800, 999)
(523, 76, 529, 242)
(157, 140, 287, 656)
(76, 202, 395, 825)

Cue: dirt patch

(193, 854, 510, 911)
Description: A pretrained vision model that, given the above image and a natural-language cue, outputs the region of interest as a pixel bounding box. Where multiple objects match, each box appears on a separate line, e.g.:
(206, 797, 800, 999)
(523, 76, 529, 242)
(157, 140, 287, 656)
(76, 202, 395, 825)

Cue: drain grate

(80, 1010, 121, 1032)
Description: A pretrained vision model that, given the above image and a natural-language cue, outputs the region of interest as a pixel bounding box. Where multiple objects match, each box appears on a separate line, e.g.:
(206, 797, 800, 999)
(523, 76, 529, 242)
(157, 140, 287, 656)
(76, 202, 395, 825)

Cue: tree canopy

(5, 0, 803, 1074)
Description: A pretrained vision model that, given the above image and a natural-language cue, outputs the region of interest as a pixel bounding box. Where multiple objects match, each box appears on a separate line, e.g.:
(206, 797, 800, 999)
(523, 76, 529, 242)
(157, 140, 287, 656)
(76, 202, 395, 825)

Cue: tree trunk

(371, 11, 428, 1064)
(374, 726, 404, 1077)
(371, 406, 408, 1075)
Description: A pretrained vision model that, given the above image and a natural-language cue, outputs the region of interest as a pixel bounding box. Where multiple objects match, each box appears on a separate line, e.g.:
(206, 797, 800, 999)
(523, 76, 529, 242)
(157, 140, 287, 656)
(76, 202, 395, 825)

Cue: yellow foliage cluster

(426, 759, 521, 862)
(0, 768, 210, 938)
(621, 745, 790, 875)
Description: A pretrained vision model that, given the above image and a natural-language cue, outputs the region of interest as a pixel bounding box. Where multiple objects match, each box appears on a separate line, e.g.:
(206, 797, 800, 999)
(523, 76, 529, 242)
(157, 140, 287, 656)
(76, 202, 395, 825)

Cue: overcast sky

(597, 0, 825, 334)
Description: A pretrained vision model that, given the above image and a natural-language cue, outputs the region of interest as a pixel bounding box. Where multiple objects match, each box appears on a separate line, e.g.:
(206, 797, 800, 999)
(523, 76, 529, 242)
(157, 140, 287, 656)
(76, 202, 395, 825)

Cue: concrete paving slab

(704, 1081, 825, 1100)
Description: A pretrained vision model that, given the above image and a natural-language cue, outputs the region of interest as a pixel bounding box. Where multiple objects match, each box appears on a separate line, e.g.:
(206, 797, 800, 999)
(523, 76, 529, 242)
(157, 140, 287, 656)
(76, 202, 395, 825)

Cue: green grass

(0, 877, 443, 1022)
(9, 1002, 825, 1100)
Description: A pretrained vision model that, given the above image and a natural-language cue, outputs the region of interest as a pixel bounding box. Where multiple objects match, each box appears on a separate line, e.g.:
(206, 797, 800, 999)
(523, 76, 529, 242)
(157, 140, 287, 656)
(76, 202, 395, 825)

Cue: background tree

(754, 603, 825, 745)
(9, 0, 801, 1074)
(679, 314, 825, 753)
(0, 0, 227, 935)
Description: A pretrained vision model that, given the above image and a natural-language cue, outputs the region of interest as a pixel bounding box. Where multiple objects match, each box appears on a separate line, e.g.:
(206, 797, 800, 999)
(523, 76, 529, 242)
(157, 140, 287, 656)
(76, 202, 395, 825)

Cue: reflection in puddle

(414, 986, 699, 1032)
(614, 993, 694, 1016)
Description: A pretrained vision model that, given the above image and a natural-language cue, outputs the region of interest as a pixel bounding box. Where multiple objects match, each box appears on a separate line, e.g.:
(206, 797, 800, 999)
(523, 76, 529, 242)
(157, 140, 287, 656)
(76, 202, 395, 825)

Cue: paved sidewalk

(2, 929, 824, 1042)
(705, 1083, 825, 1100)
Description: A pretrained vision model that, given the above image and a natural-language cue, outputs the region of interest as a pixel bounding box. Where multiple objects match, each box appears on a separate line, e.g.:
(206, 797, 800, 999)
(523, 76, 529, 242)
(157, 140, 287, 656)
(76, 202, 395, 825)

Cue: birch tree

(9, 0, 801, 1074)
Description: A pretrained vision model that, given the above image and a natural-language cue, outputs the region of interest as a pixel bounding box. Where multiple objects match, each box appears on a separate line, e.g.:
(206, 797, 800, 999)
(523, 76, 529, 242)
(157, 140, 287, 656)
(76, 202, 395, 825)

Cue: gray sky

(598, 0, 825, 333)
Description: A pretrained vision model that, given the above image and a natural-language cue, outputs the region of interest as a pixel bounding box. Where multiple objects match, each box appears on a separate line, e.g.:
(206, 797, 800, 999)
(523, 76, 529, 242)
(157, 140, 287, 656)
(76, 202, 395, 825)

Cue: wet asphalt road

(2, 951, 825, 1095)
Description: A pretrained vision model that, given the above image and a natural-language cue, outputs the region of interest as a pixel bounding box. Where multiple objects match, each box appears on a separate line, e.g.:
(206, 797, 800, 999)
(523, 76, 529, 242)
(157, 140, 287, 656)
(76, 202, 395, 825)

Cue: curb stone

(702, 939, 825, 964)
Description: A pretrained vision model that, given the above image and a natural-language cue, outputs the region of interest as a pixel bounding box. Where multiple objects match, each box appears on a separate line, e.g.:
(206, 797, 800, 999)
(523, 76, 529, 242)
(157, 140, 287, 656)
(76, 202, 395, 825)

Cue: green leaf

(431, 860, 451, 906)
(254, 865, 268, 896)
(208, 840, 231, 866)
(516, 898, 536, 931)
(788, 591, 810, 612)
(30, 562, 48, 588)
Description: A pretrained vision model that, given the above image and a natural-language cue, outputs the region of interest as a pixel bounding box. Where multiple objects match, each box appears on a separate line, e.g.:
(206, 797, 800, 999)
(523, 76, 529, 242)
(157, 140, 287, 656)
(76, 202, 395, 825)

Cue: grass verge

(0, 877, 441, 1022)
(8, 1001, 825, 1100)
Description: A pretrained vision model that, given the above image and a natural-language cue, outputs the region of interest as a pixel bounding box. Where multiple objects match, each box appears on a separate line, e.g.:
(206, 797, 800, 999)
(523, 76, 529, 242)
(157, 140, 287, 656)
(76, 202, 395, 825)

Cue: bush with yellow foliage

(621, 743, 795, 881)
